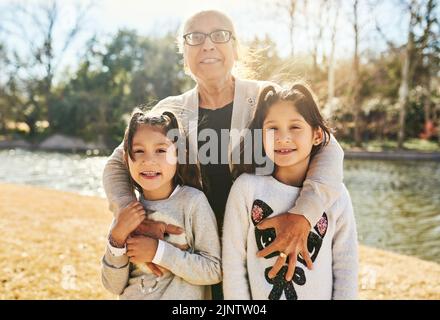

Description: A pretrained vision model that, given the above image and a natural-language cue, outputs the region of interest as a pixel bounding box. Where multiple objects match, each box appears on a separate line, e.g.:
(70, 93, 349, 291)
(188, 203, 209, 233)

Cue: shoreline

(1, 140, 440, 161)
(2, 146, 440, 162)
(344, 150, 440, 161)
(0, 183, 439, 299)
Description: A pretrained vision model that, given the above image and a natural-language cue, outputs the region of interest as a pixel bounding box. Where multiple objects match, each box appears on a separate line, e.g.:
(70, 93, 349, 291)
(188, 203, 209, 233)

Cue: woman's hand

(256, 213, 313, 281)
(126, 236, 158, 264)
(111, 201, 146, 245)
(133, 219, 184, 240)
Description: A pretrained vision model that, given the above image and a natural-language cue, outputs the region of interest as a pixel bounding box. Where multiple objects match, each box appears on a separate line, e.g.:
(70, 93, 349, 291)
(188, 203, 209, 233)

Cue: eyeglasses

(183, 30, 235, 46)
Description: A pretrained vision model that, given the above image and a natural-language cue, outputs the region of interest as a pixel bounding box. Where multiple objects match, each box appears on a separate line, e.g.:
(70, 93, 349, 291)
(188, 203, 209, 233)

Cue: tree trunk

(287, 0, 297, 57)
(352, 0, 362, 147)
(312, 0, 326, 75)
(326, 0, 340, 116)
(435, 101, 440, 146)
(397, 1, 417, 149)
(0, 114, 5, 134)
(421, 0, 435, 136)
(423, 75, 432, 128)
(24, 116, 37, 138)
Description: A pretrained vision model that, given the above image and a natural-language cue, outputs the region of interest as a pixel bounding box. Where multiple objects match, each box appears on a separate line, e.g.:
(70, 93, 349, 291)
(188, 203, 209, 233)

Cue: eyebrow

(132, 142, 171, 147)
(264, 119, 304, 125)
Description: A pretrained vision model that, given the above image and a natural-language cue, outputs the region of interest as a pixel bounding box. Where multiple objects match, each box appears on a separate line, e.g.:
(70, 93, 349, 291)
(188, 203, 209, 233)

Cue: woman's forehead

(184, 11, 234, 33)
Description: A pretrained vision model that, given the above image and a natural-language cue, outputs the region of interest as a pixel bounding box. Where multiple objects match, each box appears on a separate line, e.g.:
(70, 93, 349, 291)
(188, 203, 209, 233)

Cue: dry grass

(0, 183, 114, 299)
(1, 183, 439, 300)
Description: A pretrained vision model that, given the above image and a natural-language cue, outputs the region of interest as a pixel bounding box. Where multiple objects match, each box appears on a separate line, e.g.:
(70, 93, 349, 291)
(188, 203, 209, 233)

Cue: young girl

(101, 108, 221, 299)
(222, 84, 358, 300)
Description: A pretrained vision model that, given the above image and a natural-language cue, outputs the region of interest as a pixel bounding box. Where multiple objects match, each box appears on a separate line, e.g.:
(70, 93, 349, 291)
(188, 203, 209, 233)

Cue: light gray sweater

(102, 78, 344, 228)
(222, 174, 358, 300)
(101, 186, 221, 300)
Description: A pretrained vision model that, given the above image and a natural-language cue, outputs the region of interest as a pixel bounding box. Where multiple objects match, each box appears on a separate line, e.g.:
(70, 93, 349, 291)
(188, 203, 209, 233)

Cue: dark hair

(123, 108, 202, 193)
(232, 82, 331, 179)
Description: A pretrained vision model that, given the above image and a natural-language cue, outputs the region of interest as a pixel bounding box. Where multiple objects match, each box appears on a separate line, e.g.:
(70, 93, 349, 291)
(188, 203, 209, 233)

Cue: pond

(1, 149, 439, 263)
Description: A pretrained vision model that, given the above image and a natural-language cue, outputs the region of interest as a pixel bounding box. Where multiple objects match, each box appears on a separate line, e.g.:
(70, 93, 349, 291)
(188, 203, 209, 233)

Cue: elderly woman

(102, 9, 344, 299)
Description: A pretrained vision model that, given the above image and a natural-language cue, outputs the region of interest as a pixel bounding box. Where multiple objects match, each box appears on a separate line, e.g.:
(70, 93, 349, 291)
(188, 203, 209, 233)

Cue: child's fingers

(133, 202, 144, 210)
(125, 213, 143, 225)
(126, 237, 138, 245)
(127, 209, 145, 223)
(135, 209, 146, 220)
(130, 206, 145, 215)
(125, 202, 143, 213)
(125, 201, 139, 209)
(120, 203, 144, 220)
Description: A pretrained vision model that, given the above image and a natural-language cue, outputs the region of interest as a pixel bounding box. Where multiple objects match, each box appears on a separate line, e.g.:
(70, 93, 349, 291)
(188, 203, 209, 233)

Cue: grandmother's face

(183, 12, 238, 83)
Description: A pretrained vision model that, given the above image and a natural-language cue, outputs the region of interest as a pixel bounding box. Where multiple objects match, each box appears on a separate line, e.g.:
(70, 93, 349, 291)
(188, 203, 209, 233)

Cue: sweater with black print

(222, 173, 358, 300)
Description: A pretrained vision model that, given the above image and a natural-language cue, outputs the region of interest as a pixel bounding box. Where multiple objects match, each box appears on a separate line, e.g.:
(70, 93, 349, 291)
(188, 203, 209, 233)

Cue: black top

(198, 102, 234, 233)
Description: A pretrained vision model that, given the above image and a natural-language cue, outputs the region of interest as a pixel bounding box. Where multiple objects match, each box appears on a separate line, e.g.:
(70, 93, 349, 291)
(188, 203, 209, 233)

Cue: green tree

(49, 30, 192, 148)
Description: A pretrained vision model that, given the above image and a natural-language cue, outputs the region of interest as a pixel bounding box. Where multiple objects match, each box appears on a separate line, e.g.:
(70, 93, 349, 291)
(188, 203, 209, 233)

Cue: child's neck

(273, 157, 310, 188)
(142, 181, 176, 201)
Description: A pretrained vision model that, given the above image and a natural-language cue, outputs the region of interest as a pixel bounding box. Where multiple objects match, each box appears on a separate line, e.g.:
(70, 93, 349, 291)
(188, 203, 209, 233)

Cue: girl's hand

(256, 213, 314, 281)
(111, 201, 146, 245)
(126, 236, 158, 264)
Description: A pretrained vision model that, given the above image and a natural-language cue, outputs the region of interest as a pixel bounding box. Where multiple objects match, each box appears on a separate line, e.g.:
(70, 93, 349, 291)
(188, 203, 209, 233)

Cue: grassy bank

(0, 183, 439, 300)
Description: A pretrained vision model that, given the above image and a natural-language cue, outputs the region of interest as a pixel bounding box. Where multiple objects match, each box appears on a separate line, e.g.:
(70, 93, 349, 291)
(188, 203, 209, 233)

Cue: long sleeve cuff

(103, 247, 129, 269)
(152, 239, 166, 264)
(107, 239, 127, 257)
(288, 188, 326, 227)
(289, 181, 343, 227)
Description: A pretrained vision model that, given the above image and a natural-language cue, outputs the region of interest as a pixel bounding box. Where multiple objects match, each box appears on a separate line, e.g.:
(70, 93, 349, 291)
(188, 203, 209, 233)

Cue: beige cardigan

(102, 78, 344, 226)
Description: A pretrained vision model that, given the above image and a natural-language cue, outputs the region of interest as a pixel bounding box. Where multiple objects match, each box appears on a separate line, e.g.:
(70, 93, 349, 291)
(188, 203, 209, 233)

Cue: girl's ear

(313, 128, 324, 146)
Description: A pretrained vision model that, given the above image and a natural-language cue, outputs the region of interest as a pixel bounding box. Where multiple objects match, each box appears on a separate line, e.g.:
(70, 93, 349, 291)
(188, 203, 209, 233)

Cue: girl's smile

(274, 148, 297, 155)
(140, 171, 162, 179)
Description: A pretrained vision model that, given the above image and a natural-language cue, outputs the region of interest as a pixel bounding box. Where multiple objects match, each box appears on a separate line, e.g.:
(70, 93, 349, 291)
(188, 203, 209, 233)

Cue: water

(1, 149, 439, 263)
(0, 149, 107, 197)
(344, 159, 440, 264)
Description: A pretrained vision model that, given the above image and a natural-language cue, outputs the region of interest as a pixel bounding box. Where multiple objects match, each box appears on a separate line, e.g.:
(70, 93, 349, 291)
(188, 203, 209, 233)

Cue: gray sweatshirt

(101, 186, 221, 299)
(222, 174, 358, 300)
